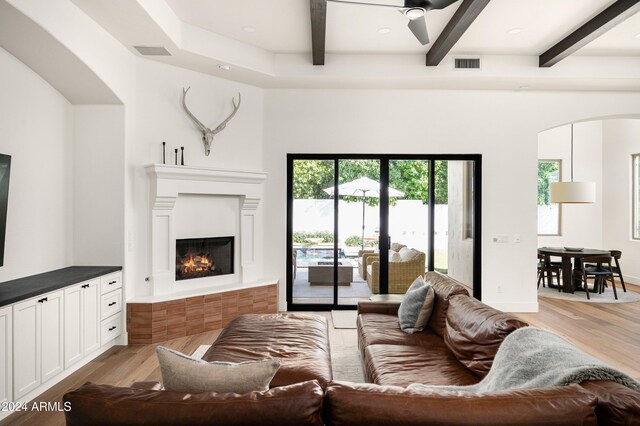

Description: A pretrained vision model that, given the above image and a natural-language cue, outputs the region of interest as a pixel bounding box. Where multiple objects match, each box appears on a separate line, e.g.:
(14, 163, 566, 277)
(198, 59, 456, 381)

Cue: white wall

(602, 119, 640, 284)
(73, 105, 125, 266)
(264, 89, 640, 312)
(0, 47, 74, 281)
(128, 58, 265, 297)
(538, 121, 603, 249)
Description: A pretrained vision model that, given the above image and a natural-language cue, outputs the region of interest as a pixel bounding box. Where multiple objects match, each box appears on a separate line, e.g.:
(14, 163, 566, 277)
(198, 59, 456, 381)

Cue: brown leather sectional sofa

(64, 274, 640, 425)
(341, 272, 640, 425)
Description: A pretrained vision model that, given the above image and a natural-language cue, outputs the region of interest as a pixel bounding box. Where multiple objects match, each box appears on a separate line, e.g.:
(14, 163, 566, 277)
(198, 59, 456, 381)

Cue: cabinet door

(40, 290, 64, 384)
(82, 280, 100, 354)
(0, 306, 12, 404)
(13, 298, 40, 399)
(64, 285, 83, 368)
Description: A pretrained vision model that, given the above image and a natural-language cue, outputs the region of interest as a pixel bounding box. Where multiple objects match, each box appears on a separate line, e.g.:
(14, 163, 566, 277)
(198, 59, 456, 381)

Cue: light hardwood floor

(517, 282, 640, 381)
(2, 285, 638, 425)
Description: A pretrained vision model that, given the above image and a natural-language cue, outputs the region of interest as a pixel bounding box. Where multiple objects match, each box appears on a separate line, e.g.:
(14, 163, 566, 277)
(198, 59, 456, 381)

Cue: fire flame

(181, 253, 212, 273)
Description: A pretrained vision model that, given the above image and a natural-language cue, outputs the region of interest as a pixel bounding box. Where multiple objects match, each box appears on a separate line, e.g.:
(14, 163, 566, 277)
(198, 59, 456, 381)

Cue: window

(634, 154, 640, 240)
(538, 160, 561, 236)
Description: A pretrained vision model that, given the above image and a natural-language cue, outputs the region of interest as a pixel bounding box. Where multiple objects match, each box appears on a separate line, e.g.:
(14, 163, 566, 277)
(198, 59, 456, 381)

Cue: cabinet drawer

(100, 313, 122, 346)
(100, 289, 122, 321)
(100, 272, 122, 295)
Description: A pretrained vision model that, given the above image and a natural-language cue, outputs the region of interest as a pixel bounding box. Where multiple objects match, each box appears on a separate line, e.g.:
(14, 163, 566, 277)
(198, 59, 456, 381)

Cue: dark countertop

(0, 266, 122, 307)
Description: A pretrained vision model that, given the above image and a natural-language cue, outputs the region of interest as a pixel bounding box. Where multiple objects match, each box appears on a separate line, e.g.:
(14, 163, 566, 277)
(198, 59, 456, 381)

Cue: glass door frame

(287, 154, 482, 311)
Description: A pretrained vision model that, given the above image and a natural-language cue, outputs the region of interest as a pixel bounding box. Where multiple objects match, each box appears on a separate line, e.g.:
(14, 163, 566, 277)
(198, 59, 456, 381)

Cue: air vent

(134, 46, 172, 56)
(454, 58, 480, 69)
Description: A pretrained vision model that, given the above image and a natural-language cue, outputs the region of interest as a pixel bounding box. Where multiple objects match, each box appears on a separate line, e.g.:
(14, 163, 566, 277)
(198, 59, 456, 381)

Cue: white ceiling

(67, 0, 640, 91)
(164, 0, 640, 55)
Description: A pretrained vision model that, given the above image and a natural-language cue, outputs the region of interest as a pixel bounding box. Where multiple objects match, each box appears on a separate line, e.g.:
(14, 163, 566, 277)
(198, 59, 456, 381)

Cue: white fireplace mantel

(145, 164, 267, 296)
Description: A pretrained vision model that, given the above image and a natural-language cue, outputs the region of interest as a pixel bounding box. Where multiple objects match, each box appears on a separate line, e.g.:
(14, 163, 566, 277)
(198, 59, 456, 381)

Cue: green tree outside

(538, 161, 560, 205)
(293, 159, 449, 204)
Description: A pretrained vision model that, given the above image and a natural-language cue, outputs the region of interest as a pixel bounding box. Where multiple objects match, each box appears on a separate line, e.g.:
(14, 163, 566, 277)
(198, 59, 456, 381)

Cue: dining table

(537, 247, 612, 293)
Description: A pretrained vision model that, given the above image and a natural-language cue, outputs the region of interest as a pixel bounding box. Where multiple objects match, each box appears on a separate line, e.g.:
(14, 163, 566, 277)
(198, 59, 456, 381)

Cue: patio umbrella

(324, 177, 404, 251)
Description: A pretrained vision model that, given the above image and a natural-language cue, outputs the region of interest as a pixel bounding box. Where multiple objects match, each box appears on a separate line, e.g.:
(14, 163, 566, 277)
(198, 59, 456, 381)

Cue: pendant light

(550, 124, 596, 204)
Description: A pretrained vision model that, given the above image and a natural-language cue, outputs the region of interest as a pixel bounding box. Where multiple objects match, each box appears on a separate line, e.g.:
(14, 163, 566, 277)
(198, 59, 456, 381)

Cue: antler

(212, 93, 241, 134)
(181, 87, 210, 133)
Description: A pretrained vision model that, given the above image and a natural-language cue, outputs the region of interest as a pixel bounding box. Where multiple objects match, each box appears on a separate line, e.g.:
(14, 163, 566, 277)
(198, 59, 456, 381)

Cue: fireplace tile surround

(129, 165, 275, 343)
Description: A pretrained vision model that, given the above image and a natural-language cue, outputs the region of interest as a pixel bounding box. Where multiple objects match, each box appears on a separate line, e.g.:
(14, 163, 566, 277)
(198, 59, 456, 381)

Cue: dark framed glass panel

(287, 154, 482, 311)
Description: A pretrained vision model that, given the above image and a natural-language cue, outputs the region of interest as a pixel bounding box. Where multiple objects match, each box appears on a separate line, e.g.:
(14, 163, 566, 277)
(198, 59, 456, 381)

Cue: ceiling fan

(326, 0, 459, 45)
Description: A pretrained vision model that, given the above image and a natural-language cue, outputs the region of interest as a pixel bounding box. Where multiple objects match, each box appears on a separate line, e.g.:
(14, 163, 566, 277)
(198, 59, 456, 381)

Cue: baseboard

(116, 332, 128, 345)
(622, 275, 640, 285)
(484, 301, 539, 313)
(0, 340, 116, 421)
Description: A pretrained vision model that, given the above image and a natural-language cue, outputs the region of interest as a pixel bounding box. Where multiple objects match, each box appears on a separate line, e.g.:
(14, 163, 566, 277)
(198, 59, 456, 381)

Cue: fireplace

(175, 236, 234, 281)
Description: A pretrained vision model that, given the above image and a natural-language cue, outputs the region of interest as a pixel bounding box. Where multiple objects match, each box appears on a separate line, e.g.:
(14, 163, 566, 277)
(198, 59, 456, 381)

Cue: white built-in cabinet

(8, 270, 122, 405)
(0, 306, 12, 405)
(64, 279, 100, 368)
(13, 289, 64, 400)
(99, 273, 122, 345)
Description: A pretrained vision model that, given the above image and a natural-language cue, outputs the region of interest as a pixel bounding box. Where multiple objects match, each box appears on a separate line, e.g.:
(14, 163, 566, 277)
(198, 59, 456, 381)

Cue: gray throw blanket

(409, 327, 640, 393)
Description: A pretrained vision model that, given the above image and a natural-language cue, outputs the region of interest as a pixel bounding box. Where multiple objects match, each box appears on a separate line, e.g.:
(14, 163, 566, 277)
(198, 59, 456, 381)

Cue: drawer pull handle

(108, 326, 117, 331)
(108, 281, 117, 285)
(81, 284, 89, 289)
(108, 302, 117, 307)
(38, 297, 48, 303)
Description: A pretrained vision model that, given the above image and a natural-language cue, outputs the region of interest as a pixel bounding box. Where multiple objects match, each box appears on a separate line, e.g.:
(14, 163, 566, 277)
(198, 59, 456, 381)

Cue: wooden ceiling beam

(539, 0, 640, 67)
(425, 0, 491, 67)
(310, 0, 327, 65)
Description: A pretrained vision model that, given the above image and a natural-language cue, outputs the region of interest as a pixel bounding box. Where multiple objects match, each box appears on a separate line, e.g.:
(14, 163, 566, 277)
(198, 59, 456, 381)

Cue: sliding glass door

(287, 154, 481, 310)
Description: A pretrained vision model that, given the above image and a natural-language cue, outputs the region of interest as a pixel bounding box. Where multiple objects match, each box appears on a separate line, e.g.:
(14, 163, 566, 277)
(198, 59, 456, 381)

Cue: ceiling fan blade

(407, 15, 429, 45)
(426, 0, 459, 10)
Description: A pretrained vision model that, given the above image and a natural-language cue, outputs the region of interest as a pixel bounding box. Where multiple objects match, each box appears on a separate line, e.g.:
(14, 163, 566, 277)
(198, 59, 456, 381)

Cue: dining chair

(584, 250, 626, 293)
(537, 253, 561, 290)
(580, 255, 617, 300)
(609, 250, 626, 293)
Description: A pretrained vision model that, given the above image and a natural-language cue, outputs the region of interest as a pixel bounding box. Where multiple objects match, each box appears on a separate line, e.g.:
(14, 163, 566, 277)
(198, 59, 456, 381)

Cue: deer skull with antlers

(181, 87, 241, 156)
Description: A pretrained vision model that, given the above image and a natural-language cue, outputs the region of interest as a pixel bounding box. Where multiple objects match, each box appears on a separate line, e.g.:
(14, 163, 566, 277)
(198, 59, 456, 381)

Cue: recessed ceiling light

(519, 85, 530, 90)
(507, 28, 522, 35)
(217, 64, 232, 71)
(242, 26, 256, 33)
(377, 27, 391, 35)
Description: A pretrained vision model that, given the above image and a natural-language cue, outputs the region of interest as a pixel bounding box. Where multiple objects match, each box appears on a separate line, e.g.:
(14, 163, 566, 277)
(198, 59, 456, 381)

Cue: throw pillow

(391, 242, 406, 252)
(156, 346, 280, 393)
(398, 276, 435, 334)
(389, 251, 402, 262)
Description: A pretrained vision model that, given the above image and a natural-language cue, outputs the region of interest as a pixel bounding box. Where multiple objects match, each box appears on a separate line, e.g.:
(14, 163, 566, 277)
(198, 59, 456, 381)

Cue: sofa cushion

(398, 247, 418, 261)
(63, 380, 325, 426)
(324, 381, 598, 426)
(156, 346, 280, 393)
(365, 344, 480, 387)
(357, 313, 444, 353)
(444, 295, 529, 378)
(425, 272, 470, 338)
(398, 277, 435, 334)
(202, 313, 333, 389)
(580, 380, 640, 425)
